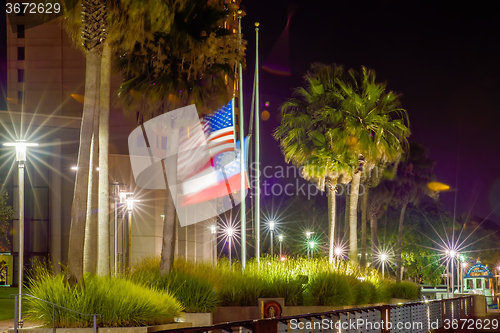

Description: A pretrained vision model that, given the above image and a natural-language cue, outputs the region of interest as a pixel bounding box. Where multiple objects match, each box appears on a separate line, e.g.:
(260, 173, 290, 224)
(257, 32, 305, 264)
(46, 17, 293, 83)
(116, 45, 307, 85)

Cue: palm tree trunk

(327, 178, 337, 263)
(396, 199, 408, 283)
(84, 131, 99, 274)
(67, 49, 100, 284)
(344, 189, 349, 239)
(97, 43, 111, 276)
(349, 172, 361, 265)
(360, 186, 368, 268)
(369, 202, 379, 262)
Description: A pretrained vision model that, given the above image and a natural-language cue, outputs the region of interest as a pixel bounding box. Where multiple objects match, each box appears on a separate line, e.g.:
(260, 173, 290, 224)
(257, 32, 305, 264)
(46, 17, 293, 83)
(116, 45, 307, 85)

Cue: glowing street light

(309, 241, 316, 259)
(278, 234, 283, 257)
(226, 227, 235, 268)
(445, 248, 457, 298)
(3, 140, 38, 321)
(209, 225, 218, 266)
(380, 253, 388, 280)
(269, 221, 275, 257)
(305, 231, 314, 260)
(125, 198, 140, 269)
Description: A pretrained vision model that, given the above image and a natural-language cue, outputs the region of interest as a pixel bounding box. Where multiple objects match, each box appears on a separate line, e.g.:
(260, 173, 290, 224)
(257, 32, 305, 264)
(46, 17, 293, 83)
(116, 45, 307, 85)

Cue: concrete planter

(389, 298, 418, 304)
(8, 323, 192, 333)
(180, 313, 212, 327)
(212, 307, 260, 324)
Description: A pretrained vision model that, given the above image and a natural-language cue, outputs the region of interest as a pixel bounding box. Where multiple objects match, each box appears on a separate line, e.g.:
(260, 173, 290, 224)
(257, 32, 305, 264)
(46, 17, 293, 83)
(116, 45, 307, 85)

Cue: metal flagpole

(254, 22, 261, 263)
(237, 10, 246, 269)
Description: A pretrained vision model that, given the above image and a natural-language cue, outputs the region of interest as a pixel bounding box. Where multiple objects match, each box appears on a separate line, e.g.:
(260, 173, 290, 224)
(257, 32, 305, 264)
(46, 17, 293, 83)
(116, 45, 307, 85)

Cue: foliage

(26, 265, 183, 327)
(0, 183, 14, 243)
(387, 281, 421, 300)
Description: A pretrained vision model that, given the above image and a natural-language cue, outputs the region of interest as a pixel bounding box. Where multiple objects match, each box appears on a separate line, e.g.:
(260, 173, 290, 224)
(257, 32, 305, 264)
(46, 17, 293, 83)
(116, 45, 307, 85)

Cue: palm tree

(275, 64, 351, 263)
(391, 141, 434, 282)
(115, 0, 243, 275)
(61, 0, 180, 279)
(329, 67, 410, 265)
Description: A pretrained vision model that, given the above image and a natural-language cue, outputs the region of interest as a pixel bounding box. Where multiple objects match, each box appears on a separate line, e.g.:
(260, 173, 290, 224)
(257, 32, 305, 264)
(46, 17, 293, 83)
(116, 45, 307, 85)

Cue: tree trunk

(327, 178, 337, 263)
(160, 188, 177, 275)
(344, 189, 349, 239)
(349, 172, 361, 265)
(396, 199, 408, 283)
(369, 202, 379, 262)
(360, 186, 368, 268)
(97, 43, 111, 276)
(67, 49, 100, 284)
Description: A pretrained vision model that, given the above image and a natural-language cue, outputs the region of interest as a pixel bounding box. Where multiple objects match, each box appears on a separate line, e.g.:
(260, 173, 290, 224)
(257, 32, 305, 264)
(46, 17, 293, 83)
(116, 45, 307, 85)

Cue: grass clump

(26, 268, 183, 327)
(387, 281, 420, 300)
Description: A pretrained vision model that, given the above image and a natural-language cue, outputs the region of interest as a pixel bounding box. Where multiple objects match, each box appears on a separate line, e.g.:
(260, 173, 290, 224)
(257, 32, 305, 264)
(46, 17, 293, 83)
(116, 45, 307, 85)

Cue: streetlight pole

(269, 221, 274, 257)
(278, 234, 283, 257)
(210, 225, 217, 266)
(126, 198, 139, 270)
(305, 231, 313, 260)
(309, 242, 315, 259)
(4, 140, 38, 321)
(450, 250, 456, 298)
(227, 228, 234, 269)
(381, 253, 387, 281)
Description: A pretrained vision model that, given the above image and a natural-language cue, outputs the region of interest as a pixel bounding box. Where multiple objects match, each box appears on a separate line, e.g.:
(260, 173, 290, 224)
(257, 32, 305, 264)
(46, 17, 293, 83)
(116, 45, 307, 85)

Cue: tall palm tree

(61, 0, 180, 278)
(116, 0, 243, 275)
(329, 67, 410, 265)
(391, 141, 434, 282)
(275, 64, 351, 263)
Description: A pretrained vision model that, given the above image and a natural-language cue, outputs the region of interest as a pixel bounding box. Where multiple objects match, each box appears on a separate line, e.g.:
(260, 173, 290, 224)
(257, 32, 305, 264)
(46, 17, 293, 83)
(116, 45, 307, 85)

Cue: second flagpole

(254, 22, 260, 263)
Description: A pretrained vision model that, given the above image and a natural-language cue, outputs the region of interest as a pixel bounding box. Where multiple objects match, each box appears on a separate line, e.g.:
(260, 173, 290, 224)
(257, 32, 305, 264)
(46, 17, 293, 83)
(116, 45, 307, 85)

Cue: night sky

(240, 0, 500, 224)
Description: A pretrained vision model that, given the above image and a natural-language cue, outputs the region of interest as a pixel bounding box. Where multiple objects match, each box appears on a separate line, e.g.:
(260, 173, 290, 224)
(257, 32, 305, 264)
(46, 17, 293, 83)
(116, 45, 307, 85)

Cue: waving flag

(178, 100, 249, 206)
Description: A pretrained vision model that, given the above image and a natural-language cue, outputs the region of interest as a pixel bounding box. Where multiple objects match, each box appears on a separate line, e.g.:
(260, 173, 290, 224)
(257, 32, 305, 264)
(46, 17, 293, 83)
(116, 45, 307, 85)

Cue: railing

(160, 296, 473, 333)
(10, 294, 101, 333)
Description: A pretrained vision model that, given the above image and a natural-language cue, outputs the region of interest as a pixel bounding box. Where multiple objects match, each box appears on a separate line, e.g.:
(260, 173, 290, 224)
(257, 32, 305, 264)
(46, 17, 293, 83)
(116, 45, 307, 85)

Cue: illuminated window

(476, 279, 482, 289)
(485, 279, 490, 289)
(233, 28, 237, 34)
(224, 21, 227, 29)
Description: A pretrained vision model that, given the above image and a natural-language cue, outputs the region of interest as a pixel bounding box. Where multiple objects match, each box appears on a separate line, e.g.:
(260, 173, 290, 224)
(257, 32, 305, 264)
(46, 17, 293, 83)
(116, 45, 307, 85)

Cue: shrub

(305, 272, 354, 306)
(26, 270, 183, 327)
(387, 281, 420, 300)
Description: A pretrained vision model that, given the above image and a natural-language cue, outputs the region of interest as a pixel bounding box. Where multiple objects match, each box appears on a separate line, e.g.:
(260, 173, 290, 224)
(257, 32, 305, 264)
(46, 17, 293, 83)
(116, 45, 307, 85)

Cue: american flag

(177, 100, 235, 181)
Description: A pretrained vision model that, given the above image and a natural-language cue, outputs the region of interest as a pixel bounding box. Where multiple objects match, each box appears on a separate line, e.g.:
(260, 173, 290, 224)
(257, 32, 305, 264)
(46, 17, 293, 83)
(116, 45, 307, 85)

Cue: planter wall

(8, 323, 192, 333)
(180, 313, 212, 327)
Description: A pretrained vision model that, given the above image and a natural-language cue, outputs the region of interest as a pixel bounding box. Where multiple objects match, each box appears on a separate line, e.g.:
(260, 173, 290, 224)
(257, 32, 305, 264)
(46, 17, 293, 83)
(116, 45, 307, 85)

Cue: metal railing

(159, 296, 473, 333)
(11, 294, 101, 333)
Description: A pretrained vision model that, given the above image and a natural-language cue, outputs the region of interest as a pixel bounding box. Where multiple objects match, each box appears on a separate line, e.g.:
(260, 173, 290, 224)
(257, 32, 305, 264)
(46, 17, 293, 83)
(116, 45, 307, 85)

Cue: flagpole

(254, 22, 260, 263)
(237, 10, 246, 270)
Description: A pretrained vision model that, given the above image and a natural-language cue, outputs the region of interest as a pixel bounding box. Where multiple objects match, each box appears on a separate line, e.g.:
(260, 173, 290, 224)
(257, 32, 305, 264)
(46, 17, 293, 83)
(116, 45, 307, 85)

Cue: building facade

(0, 0, 243, 285)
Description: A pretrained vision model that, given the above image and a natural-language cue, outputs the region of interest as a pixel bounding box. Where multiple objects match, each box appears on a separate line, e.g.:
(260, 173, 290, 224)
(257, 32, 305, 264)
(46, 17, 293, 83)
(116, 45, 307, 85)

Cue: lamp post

(210, 225, 218, 266)
(269, 221, 275, 257)
(227, 228, 234, 268)
(278, 234, 283, 257)
(125, 198, 140, 269)
(305, 231, 314, 259)
(309, 241, 316, 259)
(4, 140, 38, 320)
(449, 250, 456, 298)
(381, 253, 388, 280)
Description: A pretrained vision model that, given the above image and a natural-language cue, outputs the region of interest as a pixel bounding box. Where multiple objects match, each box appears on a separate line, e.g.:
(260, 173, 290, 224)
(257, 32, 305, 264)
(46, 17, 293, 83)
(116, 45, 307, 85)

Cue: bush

(26, 270, 183, 327)
(387, 281, 420, 300)
(305, 272, 354, 306)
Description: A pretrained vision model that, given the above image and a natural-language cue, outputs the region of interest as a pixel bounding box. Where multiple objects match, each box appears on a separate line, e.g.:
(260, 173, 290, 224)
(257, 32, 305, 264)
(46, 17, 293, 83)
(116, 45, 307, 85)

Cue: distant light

(126, 198, 140, 211)
(334, 247, 343, 256)
(71, 166, 78, 170)
(280, 256, 286, 261)
(210, 225, 217, 234)
(278, 234, 283, 242)
(309, 241, 315, 249)
(449, 250, 456, 258)
(462, 262, 467, 268)
(381, 253, 388, 262)
(4, 140, 39, 162)
(267, 262, 271, 266)
(269, 221, 275, 231)
(264, 101, 270, 107)
(305, 231, 313, 239)
(427, 181, 450, 192)
(226, 227, 234, 237)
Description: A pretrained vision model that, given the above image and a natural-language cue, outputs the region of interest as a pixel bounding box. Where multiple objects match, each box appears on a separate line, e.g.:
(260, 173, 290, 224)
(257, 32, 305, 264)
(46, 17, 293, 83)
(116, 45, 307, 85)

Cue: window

(476, 279, 482, 289)
(18, 69, 24, 82)
(18, 47, 25, 60)
(18, 91, 24, 102)
(485, 279, 490, 289)
(467, 279, 473, 289)
(17, 25, 25, 38)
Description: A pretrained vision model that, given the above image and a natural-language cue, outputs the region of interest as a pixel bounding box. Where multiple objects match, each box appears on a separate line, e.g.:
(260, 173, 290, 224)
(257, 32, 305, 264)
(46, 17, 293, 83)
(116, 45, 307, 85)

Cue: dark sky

(240, 0, 500, 223)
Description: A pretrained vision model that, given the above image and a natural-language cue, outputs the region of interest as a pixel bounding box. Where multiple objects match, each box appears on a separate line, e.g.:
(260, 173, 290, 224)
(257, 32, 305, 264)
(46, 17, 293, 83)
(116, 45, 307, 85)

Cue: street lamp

(309, 241, 316, 259)
(226, 227, 235, 268)
(380, 253, 388, 280)
(305, 231, 314, 260)
(3, 140, 38, 320)
(125, 198, 140, 269)
(209, 225, 218, 266)
(278, 234, 283, 257)
(448, 250, 457, 298)
(269, 221, 275, 257)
